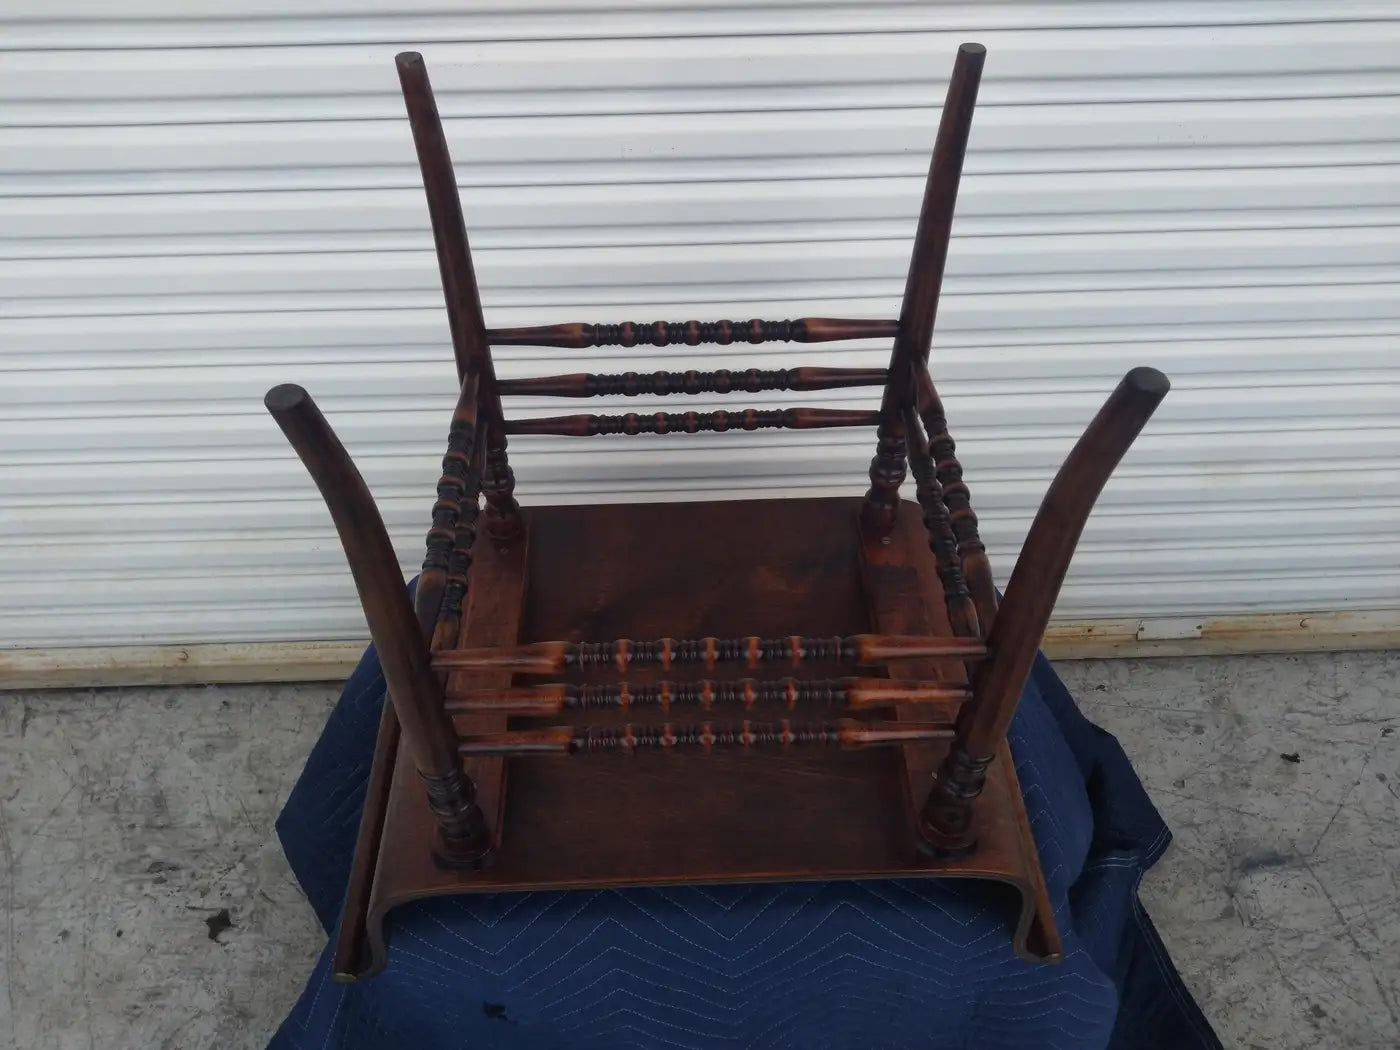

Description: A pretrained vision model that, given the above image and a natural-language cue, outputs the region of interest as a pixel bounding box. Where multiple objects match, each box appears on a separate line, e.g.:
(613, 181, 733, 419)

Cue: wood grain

(914, 365, 997, 633)
(457, 719, 954, 756)
(344, 495, 1060, 978)
(920, 367, 1170, 852)
(444, 677, 970, 716)
(904, 400, 980, 639)
(396, 52, 521, 538)
(434, 634, 987, 674)
(328, 42, 1091, 981)
(488, 317, 897, 348)
(264, 384, 491, 865)
(863, 43, 985, 534)
(499, 366, 887, 398)
(503, 407, 880, 437)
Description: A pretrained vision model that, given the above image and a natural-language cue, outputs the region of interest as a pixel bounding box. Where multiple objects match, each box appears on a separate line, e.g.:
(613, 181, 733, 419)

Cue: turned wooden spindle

(433, 634, 988, 674)
(919, 367, 1171, 856)
(433, 441, 485, 653)
(504, 407, 880, 437)
(264, 383, 492, 867)
(396, 52, 521, 540)
(486, 317, 898, 348)
(457, 719, 954, 757)
(914, 366, 997, 634)
(904, 402, 980, 639)
(415, 373, 480, 640)
(444, 677, 972, 716)
(498, 367, 888, 398)
(863, 42, 984, 536)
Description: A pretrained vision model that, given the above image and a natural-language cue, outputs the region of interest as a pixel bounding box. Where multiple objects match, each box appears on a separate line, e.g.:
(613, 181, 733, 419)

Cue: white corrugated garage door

(2, 1, 1399, 653)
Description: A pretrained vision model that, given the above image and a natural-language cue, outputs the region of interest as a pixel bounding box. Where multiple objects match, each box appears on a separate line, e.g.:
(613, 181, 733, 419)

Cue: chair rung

(486, 317, 898, 349)
(504, 407, 879, 437)
(433, 634, 988, 674)
(444, 677, 971, 716)
(457, 719, 953, 756)
(499, 366, 887, 398)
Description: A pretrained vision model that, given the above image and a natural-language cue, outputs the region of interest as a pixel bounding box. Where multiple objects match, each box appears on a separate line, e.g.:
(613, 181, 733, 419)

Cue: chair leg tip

(916, 836, 979, 861)
(432, 837, 495, 872)
(916, 817, 979, 859)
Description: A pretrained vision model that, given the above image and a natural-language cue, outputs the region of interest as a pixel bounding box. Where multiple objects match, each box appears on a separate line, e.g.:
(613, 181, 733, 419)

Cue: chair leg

(862, 44, 984, 535)
(396, 52, 524, 543)
(919, 368, 1171, 855)
(265, 384, 493, 867)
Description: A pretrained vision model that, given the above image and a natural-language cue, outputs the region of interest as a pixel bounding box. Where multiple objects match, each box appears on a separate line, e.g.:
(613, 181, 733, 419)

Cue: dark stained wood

(457, 720, 954, 756)
(395, 52, 522, 539)
(903, 400, 980, 639)
(434, 634, 987, 674)
(920, 368, 1171, 853)
(331, 693, 399, 980)
(893, 43, 985, 368)
(444, 677, 971, 716)
(418, 373, 480, 642)
(430, 437, 485, 653)
(442, 510, 531, 861)
(342, 496, 1060, 978)
(487, 317, 898, 348)
(504, 407, 880, 437)
(858, 499, 1063, 964)
(316, 41, 1181, 982)
(913, 365, 997, 634)
(479, 422, 521, 541)
(334, 375, 482, 975)
(864, 417, 909, 534)
(498, 366, 888, 398)
(263, 383, 491, 865)
(863, 43, 985, 535)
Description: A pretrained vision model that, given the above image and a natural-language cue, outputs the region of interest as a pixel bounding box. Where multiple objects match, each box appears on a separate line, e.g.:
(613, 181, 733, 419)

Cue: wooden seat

(264, 44, 1170, 980)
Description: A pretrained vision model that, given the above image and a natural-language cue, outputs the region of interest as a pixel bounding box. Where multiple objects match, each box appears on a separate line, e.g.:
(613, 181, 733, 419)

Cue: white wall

(2, 1, 1398, 648)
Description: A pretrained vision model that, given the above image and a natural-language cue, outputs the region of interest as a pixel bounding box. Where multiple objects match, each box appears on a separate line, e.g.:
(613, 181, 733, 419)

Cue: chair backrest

(390, 45, 998, 634)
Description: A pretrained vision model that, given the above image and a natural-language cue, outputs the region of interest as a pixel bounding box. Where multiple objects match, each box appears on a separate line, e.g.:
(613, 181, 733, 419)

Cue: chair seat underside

(337, 496, 1059, 979)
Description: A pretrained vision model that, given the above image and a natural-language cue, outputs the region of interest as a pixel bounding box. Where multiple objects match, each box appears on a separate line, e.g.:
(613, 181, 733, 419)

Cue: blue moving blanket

(269, 640, 1221, 1050)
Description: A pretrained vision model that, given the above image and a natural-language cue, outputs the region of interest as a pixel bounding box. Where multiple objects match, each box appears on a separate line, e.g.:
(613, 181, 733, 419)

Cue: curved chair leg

(265, 384, 492, 867)
(920, 367, 1171, 854)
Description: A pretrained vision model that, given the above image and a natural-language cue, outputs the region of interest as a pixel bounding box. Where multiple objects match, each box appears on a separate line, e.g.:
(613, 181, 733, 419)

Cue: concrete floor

(0, 651, 1396, 1049)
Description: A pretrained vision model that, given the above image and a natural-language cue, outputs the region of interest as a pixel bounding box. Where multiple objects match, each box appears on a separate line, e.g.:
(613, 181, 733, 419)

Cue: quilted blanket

(268, 640, 1220, 1050)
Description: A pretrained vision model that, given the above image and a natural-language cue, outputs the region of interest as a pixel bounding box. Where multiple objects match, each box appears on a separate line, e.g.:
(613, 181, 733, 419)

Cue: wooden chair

(266, 44, 1170, 980)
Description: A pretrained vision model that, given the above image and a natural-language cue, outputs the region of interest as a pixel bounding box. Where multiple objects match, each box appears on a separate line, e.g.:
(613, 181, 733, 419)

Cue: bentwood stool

(265, 44, 1170, 979)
